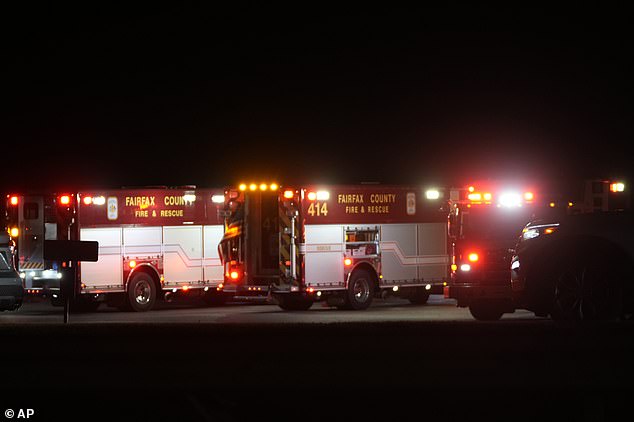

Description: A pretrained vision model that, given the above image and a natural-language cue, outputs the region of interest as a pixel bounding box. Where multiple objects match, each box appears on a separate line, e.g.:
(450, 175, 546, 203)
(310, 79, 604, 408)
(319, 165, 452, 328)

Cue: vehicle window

(0, 251, 12, 271)
(24, 202, 39, 220)
(462, 207, 536, 240)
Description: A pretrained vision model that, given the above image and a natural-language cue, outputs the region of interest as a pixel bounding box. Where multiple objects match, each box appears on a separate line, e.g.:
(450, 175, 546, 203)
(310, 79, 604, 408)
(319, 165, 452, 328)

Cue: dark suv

(0, 233, 23, 311)
(510, 211, 634, 320)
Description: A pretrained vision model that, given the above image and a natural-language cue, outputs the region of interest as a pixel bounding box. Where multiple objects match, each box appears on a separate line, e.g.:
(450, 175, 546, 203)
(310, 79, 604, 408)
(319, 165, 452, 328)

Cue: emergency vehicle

(5, 193, 62, 298)
(7, 187, 228, 311)
(0, 233, 23, 311)
(218, 183, 450, 310)
(511, 179, 632, 321)
(443, 181, 567, 320)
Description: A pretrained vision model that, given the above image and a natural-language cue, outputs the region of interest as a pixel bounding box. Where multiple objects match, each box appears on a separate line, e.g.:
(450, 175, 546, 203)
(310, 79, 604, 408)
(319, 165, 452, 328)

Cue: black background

(3, 4, 632, 194)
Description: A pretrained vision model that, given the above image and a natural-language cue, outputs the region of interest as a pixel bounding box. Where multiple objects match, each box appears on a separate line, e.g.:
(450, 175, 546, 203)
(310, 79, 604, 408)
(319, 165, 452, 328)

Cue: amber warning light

(610, 182, 625, 193)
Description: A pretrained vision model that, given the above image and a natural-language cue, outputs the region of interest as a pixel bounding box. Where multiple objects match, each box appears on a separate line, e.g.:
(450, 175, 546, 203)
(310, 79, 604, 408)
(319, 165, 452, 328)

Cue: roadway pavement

(1, 295, 633, 421)
(1, 294, 538, 324)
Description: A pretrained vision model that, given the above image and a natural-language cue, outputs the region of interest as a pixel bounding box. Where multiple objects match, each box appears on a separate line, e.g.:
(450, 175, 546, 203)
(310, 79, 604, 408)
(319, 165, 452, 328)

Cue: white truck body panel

(416, 223, 449, 280)
(203, 225, 224, 283)
(302, 222, 448, 289)
(123, 227, 162, 257)
(379, 224, 418, 282)
(79, 224, 224, 292)
(163, 225, 203, 284)
(379, 222, 448, 284)
(304, 224, 344, 288)
(80, 228, 123, 289)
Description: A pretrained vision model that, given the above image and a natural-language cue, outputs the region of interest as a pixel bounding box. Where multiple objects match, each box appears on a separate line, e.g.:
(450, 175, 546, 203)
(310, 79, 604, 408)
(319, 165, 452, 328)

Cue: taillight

(225, 261, 244, 281)
(344, 258, 352, 266)
(467, 253, 479, 262)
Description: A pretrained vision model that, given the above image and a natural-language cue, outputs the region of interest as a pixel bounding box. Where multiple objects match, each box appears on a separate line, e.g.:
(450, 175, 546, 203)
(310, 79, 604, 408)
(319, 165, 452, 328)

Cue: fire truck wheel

(346, 269, 374, 310)
(276, 294, 313, 311)
(469, 300, 504, 321)
(127, 273, 157, 312)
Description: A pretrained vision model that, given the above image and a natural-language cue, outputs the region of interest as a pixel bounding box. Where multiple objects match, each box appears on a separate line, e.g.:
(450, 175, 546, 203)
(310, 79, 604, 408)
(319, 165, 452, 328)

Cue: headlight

(521, 223, 559, 240)
(522, 228, 540, 240)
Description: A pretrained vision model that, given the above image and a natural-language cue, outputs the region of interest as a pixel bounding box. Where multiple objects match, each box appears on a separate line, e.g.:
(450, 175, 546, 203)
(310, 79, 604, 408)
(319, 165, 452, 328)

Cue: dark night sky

(3, 4, 633, 196)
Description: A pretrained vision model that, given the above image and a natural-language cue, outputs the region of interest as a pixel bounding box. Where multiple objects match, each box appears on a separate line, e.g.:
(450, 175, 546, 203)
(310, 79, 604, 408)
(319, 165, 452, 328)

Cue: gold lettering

(338, 194, 364, 203)
(368, 205, 390, 214)
(370, 194, 396, 204)
(160, 209, 184, 217)
(125, 196, 155, 207)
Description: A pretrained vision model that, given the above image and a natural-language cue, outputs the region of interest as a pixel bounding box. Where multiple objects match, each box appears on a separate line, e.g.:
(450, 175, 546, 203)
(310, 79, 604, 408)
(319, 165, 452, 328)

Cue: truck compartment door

(163, 226, 203, 285)
(80, 227, 123, 289)
(380, 224, 418, 282)
(417, 223, 450, 281)
(304, 224, 344, 289)
(203, 225, 224, 284)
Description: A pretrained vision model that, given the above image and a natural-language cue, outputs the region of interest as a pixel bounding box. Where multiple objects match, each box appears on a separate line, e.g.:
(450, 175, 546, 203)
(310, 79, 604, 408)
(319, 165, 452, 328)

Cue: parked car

(0, 233, 24, 311)
(510, 210, 634, 320)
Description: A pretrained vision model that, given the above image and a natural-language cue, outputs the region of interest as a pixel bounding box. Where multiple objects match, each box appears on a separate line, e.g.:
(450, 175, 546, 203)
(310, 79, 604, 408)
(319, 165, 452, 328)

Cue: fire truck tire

(469, 300, 504, 321)
(276, 294, 313, 311)
(345, 269, 374, 310)
(408, 288, 431, 305)
(127, 273, 157, 312)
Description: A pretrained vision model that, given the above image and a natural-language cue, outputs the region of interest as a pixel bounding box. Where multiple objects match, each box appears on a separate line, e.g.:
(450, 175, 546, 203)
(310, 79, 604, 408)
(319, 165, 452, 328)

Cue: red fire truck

(6, 187, 228, 311)
(443, 181, 565, 320)
(218, 183, 450, 310)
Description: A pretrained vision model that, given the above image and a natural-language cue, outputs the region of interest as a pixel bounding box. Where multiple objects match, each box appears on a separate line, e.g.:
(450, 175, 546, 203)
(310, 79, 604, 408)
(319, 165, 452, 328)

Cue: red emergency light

(59, 195, 71, 205)
(9, 195, 19, 206)
(225, 260, 244, 282)
(466, 183, 536, 207)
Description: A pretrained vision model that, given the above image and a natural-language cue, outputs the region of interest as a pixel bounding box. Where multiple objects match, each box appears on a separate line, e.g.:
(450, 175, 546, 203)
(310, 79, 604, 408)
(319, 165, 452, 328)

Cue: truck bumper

(444, 284, 513, 308)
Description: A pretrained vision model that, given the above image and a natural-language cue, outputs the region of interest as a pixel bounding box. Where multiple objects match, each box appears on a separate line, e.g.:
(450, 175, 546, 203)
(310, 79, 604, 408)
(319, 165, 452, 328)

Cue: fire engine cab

(7, 187, 228, 311)
(218, 183, 450, 310)
(444, 181, 563, 320)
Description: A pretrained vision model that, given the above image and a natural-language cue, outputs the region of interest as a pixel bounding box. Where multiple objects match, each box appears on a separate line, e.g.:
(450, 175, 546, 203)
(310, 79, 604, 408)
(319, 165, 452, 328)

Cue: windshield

(0, 250, 14, 271)
(460, 206, 537, 241)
